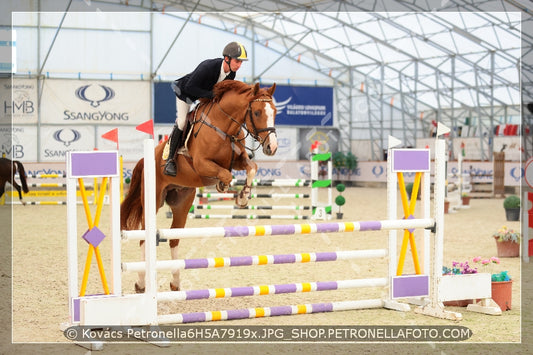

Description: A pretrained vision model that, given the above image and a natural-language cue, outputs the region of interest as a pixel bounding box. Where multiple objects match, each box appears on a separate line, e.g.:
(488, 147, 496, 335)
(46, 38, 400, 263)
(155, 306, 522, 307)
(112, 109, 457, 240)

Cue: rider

(164, 41, 249, 176)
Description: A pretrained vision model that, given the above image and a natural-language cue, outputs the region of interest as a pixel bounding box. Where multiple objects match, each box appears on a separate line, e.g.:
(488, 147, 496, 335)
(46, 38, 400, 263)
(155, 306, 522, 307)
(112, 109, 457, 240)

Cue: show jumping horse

(0, 158, 29, 205)
(121, 80, 277, 292)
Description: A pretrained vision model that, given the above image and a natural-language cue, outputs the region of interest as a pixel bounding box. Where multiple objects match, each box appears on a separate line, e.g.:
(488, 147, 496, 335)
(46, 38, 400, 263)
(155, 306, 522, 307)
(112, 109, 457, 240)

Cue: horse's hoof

(134, 282, 145, 294)
(235, 197, 249, 208)
(170, 282, 180, 291)
(216, 181, 228, 193)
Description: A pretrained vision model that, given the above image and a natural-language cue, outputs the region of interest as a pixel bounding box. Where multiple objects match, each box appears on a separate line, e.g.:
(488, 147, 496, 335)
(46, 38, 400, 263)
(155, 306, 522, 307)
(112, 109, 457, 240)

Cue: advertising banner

(153, 83, 334, 127)
(41, 79, 150, 125)
(40, 126, 95, 162)
(272, 85, 333, 126)
(0, 125, 37, 161)
(0, 77, 38, 123)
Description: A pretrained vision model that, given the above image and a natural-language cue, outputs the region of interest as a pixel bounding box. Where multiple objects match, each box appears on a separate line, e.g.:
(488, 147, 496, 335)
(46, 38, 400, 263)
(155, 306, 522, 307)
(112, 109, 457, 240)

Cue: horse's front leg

(236, 159, 257, 208)
(194, 160, 233, 193)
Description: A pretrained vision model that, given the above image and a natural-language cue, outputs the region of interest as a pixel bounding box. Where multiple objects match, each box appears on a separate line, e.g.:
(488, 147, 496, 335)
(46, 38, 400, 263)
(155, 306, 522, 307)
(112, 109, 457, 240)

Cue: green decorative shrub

(335, 195, 346, 207)
(503, 195, 520, 209)
(336, 183, 346, 193)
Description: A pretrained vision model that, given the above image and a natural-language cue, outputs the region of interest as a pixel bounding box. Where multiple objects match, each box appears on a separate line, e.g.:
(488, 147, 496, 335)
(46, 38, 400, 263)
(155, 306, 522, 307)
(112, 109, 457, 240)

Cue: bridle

(193, 96, 277, 153)
(244, 98, 277, 147)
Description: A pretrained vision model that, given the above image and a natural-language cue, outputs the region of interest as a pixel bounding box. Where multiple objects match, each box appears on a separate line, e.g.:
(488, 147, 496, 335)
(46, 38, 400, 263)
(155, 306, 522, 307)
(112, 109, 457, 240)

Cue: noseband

(246, 98, 277, 145)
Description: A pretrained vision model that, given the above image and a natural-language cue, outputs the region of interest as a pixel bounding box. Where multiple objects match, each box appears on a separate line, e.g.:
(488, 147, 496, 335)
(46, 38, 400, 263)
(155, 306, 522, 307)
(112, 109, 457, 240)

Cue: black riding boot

(164, 125, 183, 176)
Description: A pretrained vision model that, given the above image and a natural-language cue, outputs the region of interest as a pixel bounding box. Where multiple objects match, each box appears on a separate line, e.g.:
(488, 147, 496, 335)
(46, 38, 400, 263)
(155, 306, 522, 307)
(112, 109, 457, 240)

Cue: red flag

(102, 128, 119, 150)
(102, 128, 118, 143)
(136, 119, 154, 137)
(311, 140, 321, 150)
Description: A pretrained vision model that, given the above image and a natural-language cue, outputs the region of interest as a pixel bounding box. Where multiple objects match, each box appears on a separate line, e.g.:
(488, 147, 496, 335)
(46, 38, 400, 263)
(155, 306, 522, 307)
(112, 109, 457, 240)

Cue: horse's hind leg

(166, 187, 196, 291)
(12, 180, 25, 206)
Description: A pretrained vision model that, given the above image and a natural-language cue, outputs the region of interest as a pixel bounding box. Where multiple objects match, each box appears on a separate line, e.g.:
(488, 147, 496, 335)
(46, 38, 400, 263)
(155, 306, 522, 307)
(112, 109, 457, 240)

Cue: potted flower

(503, 195, 520, 221)
(442, 256, 513, 311)
(492, 225, 520, 257)
(473, 256, 513, 311)
(461, 192, 471, 206)
(335, 183, 346, 219)
(441, 259, 479, 306)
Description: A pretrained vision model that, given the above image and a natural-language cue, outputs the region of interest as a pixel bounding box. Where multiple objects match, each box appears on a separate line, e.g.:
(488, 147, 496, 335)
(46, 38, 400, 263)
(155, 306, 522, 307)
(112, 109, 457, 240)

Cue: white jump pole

(143, 139, 158, 324)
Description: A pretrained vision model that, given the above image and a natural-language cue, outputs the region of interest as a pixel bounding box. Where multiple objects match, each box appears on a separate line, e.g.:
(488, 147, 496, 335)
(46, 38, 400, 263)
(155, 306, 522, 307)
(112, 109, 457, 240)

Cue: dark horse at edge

(0, 157, 29, 205)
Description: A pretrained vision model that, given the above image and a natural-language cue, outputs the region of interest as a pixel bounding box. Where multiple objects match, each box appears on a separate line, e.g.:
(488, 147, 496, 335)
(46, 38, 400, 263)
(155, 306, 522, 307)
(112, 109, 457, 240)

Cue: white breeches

(176, 97, 191, 130)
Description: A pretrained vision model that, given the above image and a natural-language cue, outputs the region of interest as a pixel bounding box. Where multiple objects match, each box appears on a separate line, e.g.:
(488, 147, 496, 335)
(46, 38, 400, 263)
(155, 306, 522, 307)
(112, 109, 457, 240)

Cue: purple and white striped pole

(122, 249, 387, 273)
(157, 299, 384, 324)
(157, 278, 387, 302)
(121, 218, 435, 241)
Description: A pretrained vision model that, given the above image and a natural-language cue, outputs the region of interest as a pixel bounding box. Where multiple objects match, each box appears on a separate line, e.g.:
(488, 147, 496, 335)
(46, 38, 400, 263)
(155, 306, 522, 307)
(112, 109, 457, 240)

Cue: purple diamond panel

(81, 227, 106, 247)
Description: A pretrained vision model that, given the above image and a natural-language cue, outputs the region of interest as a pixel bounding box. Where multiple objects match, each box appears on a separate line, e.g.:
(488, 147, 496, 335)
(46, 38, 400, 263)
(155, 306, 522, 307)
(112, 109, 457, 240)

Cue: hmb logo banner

(0, 77, 38, 123)
(41, 79, 150, 125)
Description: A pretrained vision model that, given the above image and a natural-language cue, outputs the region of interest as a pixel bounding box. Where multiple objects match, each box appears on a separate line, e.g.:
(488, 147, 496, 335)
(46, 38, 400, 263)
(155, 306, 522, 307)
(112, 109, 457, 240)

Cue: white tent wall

(5, 7, 525, 165)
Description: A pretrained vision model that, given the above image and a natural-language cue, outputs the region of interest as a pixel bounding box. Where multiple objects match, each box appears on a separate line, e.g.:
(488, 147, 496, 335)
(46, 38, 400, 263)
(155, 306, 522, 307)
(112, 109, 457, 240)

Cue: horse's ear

(252, 82, 260, 96)
(267, 83, 276, 96)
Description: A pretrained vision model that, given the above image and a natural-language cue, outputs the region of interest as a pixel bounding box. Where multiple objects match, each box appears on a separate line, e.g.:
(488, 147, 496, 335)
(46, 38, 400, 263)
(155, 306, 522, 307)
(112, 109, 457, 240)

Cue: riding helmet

(223, 42, 248, 61)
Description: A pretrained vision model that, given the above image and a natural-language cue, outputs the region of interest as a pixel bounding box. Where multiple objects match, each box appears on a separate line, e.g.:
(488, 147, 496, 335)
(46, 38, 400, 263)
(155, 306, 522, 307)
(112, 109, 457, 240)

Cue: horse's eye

(254, 110, 261, 117)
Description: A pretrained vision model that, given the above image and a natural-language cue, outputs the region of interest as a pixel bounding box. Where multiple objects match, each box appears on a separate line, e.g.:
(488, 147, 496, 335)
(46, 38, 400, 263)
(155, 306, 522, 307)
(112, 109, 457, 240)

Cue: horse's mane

(212, 80, 252, 101)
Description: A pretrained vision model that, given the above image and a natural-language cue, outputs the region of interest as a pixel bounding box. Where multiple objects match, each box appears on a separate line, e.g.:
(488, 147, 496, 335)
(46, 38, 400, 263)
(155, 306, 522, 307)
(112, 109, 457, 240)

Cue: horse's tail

(13, 161, 29, 193)
(120, 158, 144, 230)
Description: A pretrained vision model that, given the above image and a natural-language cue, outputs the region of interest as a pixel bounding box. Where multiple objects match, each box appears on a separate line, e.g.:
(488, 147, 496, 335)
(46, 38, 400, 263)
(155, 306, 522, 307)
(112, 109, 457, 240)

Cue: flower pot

(491, 280, 512, 311)
(505, 208, 520, 221)
(494, 237, 519, 257)
(336, 212, 343, 219)
(461, 196, 471, 206)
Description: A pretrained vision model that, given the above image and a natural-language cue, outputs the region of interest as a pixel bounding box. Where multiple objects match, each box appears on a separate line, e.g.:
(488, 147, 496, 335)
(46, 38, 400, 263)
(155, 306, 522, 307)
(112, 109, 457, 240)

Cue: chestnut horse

(0, 158, 29, 205)
(121, 81, 277, 292)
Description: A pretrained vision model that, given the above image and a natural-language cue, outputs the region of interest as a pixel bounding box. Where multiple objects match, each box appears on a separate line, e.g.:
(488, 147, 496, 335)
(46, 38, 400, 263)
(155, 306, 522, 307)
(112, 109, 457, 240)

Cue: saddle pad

(162, 141, 170, 160)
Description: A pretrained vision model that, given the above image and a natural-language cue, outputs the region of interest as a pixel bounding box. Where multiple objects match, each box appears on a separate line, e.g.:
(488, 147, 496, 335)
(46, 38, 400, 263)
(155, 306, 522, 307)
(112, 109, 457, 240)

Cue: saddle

(162, 108, 196, 160)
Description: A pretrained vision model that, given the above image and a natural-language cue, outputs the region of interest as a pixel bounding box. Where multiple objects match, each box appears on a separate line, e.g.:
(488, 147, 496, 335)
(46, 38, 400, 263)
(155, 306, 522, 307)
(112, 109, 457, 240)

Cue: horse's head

(247, 83, 278, 156)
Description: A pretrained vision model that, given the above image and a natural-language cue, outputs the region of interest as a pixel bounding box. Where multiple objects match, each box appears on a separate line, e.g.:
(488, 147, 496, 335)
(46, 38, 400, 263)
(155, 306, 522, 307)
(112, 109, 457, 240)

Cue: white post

(110, 163, 122, 294)
(310, 147, 318, 214)
(523, 191, 530, 263)
(387, 136, 399, 300)
(143, 139, 158, 324)
(327, 158, 333, 218)
(66, 154, 78, 325)
(458, 150, 463, 208)
(422, 162, 431, 275)
(432, 138, 446, 307)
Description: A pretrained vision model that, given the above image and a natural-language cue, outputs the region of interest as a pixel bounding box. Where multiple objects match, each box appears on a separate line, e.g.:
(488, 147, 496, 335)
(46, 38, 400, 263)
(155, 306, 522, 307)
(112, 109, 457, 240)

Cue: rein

(193, 97, 276, 155)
